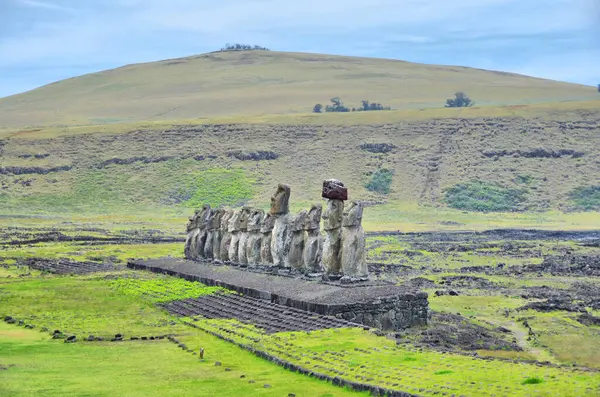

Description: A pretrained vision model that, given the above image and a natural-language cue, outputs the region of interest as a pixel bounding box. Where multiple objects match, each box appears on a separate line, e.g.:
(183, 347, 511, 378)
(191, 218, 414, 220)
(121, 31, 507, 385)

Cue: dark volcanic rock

(322, 179, 348, 200)
(577, 313, 600, 326)
(518, 298, 586, 313)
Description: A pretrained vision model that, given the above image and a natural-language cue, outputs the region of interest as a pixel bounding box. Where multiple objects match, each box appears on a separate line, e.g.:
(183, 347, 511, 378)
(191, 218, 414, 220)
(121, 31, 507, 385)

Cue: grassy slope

(0, 50, 597, 128)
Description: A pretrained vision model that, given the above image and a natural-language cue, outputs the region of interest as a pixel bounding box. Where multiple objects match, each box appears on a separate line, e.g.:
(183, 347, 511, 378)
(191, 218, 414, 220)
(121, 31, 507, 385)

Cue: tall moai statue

(260, 212, 275, 266)
(287, 210, 308, 270)
(184, 209, 201, 260)
(270, 184, 292, 268)
(227, 210, 242, 264)
(218, 209, 234, 262)
(341, 201, 368, 280)
(204, 209, 224, 260)
(185, 204, 211, 260)
(321, 180, 347, 277)
(303, 204, 323, 274)
(237, 207, 252, 266)
(245, 208, 265, 267)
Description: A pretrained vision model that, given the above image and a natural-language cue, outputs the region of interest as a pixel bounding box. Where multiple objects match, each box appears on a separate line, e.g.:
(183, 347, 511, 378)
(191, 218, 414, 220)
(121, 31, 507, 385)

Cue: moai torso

(237, 207, 252, 266)
(260, 213, 275, 266)
(245, 208, 264, 267)
(269, 184, 292, 268)
(227, 210, 242, 264)
(286, 210, 307, 270)
(303, 204, 323, 273)
(321, 179, 347, 276)
(184, 209, 201, 259)
(218, 210, 234, 262)
(341, 201, 368, 279)
(204, 209, 224, 260)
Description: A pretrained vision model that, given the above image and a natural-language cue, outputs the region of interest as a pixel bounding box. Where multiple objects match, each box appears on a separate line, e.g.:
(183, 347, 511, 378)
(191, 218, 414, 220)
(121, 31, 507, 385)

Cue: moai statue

(204, 209, 224, 260)
(260, 213, 275, 266)
(321, 180, 347, 277)
(269, 184, 292, 268)
(218, 209, 234, 262)
(245, 208, 265, 267)
(185, 204, 211, 260)
(341, 201, 368, 280)
(237, 207, 252, 266)
(227, 210, 242, 264)
(302, 204, 323, 274)
(286, 210, 308, 270)
(184, 209, 201, 260)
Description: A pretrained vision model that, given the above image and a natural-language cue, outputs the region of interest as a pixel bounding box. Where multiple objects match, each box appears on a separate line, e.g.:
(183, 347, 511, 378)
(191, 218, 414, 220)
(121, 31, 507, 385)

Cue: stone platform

(127, 258, 428, 331)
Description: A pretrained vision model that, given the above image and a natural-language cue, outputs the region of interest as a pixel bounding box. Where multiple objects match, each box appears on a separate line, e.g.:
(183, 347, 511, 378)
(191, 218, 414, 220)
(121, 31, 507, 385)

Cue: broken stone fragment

(322, 179, 348, 200)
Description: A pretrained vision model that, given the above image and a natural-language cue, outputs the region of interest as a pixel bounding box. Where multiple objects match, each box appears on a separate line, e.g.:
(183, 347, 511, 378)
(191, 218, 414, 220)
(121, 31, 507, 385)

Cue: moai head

(304, 204, 323, 231)
(322, 199, 344, 230)
(260, 212, 276, 233)
(209, 209, 224, 230)
(198, 204, 212, 229)
(228, 210, 241, 232)
(186, 209, 201, 231)
(220, 209, 233, 231)
(247, 208, 265, 232)
(342, 201, 364, 227)
(270, 184, 291, 215)
(238, 207, 252, 231)
(291, 210, 308, 232)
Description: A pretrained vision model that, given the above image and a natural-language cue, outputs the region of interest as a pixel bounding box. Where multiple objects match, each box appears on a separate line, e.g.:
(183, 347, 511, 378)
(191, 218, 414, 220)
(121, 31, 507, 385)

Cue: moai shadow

(204, 209, 224, 260)
(341, 201, 368, 282)
(302, 204, 323, 275)
(237, 207, 252, 266)
(321, 179, 347, 279)
(218, 209, 234, 263)
(245, 208, 265, 267)
(227, 210, 242, 264)
(270, 184, 292, 268)
(287, 210, 308, 271)
(260, 213, 275, 266)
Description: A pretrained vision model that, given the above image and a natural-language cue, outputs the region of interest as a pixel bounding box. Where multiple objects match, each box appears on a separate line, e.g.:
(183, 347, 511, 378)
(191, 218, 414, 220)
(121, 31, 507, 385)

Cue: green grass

(109, 276, 228, 303)
(569, 185, 600, 211)
(0, 322, 365, 397)
(444, 180, 527, 212)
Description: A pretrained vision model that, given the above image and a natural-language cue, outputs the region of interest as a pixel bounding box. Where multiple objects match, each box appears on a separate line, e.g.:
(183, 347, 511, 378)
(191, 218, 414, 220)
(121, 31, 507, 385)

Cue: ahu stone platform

(128, 258, 428, 331)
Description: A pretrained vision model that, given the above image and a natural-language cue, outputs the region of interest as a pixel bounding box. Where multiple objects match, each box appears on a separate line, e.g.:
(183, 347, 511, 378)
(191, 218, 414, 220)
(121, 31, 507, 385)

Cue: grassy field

(0, 50, 597, 128)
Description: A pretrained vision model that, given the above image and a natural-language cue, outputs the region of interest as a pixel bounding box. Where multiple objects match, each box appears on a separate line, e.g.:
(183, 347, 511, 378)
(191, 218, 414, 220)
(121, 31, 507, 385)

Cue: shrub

(325, 97, 350, 112)
(522, 377, 544, 385)
(219, 43, 269, 51)
(444, 180, 526, 212)
(445, 92, 474, 108)
(365, 168, 393, 194)
(569, 185, 600, 211)
(313, 103, 323, 113)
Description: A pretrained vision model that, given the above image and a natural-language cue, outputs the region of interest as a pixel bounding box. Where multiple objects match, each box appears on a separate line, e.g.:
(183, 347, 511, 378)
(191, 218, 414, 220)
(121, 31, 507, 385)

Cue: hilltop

(0, 50, 597, 128)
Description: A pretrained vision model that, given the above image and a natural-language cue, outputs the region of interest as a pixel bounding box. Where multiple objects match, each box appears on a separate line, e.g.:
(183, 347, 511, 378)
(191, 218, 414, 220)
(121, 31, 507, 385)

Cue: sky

(0, 0, 599, 98)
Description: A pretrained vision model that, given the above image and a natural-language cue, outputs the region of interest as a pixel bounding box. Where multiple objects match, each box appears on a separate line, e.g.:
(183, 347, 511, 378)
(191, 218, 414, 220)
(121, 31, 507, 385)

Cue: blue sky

(0, 0, 599, 98)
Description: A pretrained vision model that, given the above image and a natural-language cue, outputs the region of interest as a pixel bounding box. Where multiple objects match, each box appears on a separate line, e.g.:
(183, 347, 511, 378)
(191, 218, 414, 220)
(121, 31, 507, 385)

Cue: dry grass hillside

(0, 50, 597, 128)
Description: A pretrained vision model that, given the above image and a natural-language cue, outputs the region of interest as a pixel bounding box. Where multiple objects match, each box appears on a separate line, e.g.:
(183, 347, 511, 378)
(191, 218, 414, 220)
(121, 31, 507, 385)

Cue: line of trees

(219, 43, 270, 51)
(313, 97, 391, 113)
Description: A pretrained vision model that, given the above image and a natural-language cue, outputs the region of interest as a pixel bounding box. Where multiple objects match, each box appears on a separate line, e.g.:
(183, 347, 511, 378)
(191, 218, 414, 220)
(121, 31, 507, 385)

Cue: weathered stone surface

(270, 184, 291, 215)
(260, 213, 275, 266)
(303, 204, 323, 272)
(184, 204, 211, 260)
(237, 207, 252, 266)
(341, 201, 368, 279)
(227, 210, 242, 264)
(322, 179, 348, 201)
(204, 209, 224, 260)
(218, 210, 234, 262)
(286, 210, 307, 270)
(271, 213, 291, 267)
(322, 199, 344, 275)
(246, 209, 264, 266)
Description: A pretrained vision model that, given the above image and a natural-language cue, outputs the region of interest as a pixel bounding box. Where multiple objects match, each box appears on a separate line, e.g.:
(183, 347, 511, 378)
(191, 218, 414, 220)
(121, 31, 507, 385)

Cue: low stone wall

(128, 259, 428, 331)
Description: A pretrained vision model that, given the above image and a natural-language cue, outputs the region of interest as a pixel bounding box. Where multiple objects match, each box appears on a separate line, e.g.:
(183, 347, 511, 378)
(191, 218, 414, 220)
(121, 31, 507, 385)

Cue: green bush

(444, 180, 526, 212)
(365, 168, 393, 194)
(569, 185, 600, 211)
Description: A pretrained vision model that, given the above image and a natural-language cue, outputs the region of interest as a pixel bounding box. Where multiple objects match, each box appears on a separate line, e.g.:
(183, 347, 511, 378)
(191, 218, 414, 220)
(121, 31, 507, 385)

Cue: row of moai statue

(184, 179, 368, 280)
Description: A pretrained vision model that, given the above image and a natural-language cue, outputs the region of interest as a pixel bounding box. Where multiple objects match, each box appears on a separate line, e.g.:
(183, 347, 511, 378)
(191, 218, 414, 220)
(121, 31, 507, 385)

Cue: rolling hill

(0, 50, 597, 128)
(1, 50, 599, 230)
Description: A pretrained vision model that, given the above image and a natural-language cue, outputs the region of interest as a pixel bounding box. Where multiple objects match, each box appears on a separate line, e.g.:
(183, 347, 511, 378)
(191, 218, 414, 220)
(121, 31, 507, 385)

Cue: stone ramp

(161, 291, 358, 333)
(128, 258, 428, 331)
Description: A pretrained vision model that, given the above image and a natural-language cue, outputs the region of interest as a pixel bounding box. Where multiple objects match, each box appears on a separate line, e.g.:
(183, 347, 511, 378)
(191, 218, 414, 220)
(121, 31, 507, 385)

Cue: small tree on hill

(445, 92, 474, 108)
(325, 97, 350, 112)
(313, 103, 323, 113)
